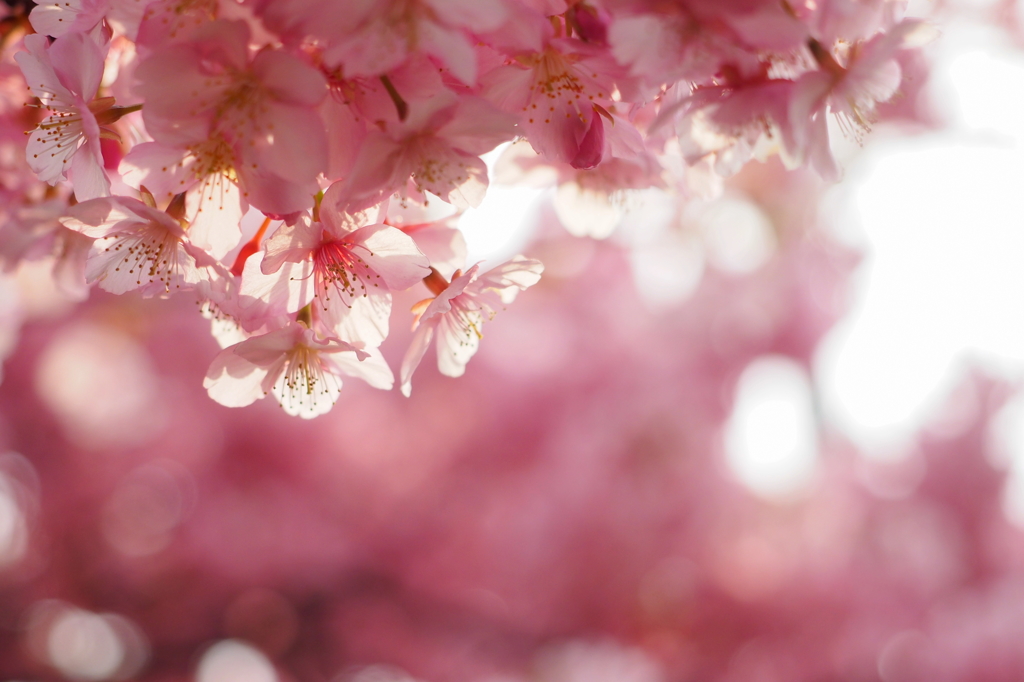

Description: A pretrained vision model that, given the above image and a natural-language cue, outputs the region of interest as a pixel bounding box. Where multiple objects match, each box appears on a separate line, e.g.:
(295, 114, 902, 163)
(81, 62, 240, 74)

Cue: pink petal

(322, 342, 395, 391)
(248, 102, 328, 184)
(418, 21, 478, 85)
(48, 31, 106, 100)
(321, 290, 392, 349)
(252, 48, 328, 108)
(261, 217, 321, 274)
(239, 252, 315, 316)
(570, 111, 604, 170)
(348, 223, 430, 291)
(68, 136, 111, 201)
(15, 34, 75, 105)
(434, 302, 480, 377)
(399, 318, 437, 397)
(120, 142, 198, 200)
(204, 346, 269, 408)
(232, 325, 304, 365)
(185, 174, 246, 260)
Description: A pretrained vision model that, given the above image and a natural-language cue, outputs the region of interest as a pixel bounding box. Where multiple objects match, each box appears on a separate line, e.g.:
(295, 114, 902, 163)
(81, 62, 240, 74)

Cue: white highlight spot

(458, 145, 543, 265)
(48, 611, 123, 680)
(554, 182, 623, 239)
(457, 185, 542, 265)
(0, 476, 26, 567)
(725, 356, 818, 499)
(816, 39, 1024, 455)
(817, 140, 1024, 453)
(197, 640, 277, 682)
(696, 196, 776, 274)
(950, 50, 1024, 142)
(35, 322, 165, 450)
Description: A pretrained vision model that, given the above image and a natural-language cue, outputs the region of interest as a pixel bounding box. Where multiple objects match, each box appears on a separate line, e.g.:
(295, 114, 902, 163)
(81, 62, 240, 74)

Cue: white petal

(204, 346, 270, 408)
(324, 345, 394, 390)
(400, 320, 437, 397)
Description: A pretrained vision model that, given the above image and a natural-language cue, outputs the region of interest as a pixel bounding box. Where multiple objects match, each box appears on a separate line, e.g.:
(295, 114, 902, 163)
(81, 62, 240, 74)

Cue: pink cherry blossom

(342, 91, 517, 210)
(29, 0, 146, 41)
(246, 185, 430, 348)
(1, 3, 1017, 682)
(0, 0, 939, 430)
(607, 6, 760, 87)
(133, 19, 328, 217)
(482, 34, 635, 170)
(400, 257, 543, 396)
(323, 0, 509, 86)
(789, 19, 934, 179)
(249, 0, 510, 86)
(15, 32, 112, 200)
(665, 76, 802, 177)
(58, 194, 205, 295)
(204, 321, 394, 418)
(29, 0, 111, 39)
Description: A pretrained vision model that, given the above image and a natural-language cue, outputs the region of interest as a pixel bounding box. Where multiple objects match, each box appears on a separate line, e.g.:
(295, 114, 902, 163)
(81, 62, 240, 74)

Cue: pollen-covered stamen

(144, 0, 219, 39)
(174, 134, 243, 210)
(271, 345, 343, 414)
(414, 154, 464, 191)
(442, 297, 485, 345)
(98, 226, 189, 292)
(834, 106, 870, 143)
(520, 48, 605, 125)
(215, 71, 272, 135)
(187, 135, 239, 182)
(29, 110, 86, 168)
(312, 241, 383, 310)
(27, 98, 112, 162)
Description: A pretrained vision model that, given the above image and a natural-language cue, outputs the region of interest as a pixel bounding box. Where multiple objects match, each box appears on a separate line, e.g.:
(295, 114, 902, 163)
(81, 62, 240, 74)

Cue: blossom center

(312, 240, 382, 309)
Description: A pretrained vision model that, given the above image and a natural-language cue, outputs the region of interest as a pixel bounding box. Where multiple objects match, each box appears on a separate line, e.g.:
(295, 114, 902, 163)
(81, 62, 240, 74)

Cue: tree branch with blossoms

(0, 0, 931, 417)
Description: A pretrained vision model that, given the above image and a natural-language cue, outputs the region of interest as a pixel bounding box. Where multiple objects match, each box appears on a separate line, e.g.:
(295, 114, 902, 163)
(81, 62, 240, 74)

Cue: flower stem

(380, 75, 408, 122)
(230, 216, 273, 277)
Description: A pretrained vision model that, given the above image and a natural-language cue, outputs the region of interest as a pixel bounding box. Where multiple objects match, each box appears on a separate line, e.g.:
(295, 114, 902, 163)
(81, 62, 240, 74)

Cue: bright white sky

(728, 19, 1024, 510)
(452, 16, 1024, 509)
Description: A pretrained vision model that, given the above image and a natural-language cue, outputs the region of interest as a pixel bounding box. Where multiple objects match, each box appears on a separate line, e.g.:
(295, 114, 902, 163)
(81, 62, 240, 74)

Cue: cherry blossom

(29, 0, 146, 41)
(341, 90, 517, 210)
(483, 36, 628, 169)
(400, 257, 543, 396)
(132, 19, 328, 219)
(0, 0, 936, 419)
(5, 5, 1020, 682)
(246, 186, 430, 348)
(58, 194, 205, 295)
(15, 32, 116, 200)
(204, 321, 394, 418)
(789, 19, 935, 179)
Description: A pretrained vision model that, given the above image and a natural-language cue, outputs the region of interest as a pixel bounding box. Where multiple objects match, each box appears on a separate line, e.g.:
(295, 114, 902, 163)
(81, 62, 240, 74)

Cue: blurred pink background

(5, 2, 1024, 681)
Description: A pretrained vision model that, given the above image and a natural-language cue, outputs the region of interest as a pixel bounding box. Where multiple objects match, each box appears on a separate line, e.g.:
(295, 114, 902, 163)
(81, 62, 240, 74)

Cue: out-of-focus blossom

(4, 4, 1022, 682)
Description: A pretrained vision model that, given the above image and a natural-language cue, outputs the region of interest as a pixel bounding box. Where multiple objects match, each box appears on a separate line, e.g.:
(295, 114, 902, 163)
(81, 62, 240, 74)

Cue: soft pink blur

(3, 4, 1024, 682)
(4, 155, 1024, 682)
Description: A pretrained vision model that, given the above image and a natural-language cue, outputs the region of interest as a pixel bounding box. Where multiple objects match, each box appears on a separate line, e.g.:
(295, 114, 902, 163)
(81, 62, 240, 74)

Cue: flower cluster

(0, 0, 928, 415)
